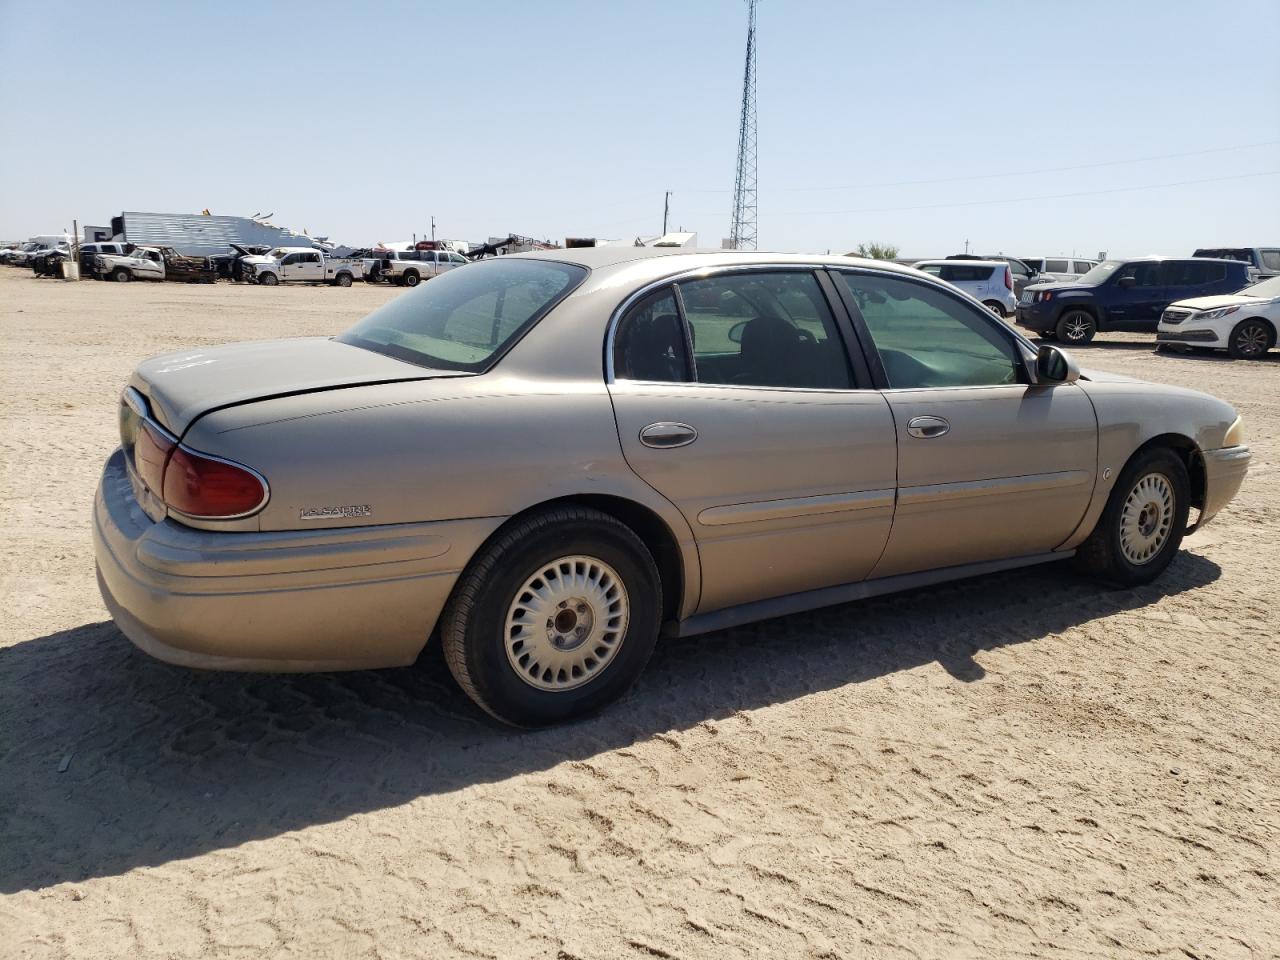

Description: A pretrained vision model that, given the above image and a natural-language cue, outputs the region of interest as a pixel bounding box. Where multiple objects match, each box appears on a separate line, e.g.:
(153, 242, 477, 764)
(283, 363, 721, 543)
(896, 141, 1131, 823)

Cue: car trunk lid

(129, 336, 467, 434)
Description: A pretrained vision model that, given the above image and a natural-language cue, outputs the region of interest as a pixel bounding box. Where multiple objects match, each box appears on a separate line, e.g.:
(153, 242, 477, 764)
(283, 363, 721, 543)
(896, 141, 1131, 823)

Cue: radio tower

(728, 0, 758, 250)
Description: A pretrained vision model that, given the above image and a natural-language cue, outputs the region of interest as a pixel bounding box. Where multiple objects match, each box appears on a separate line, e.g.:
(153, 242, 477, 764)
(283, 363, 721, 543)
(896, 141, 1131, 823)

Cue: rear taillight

(1004, 266, 1013, 291)
(162, 446, 268, 519)
(135, 421, 175, 493)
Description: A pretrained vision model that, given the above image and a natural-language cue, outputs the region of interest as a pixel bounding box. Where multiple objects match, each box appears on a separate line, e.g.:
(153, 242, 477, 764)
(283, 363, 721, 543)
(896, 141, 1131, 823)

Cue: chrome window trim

(605, 262, 873, 389)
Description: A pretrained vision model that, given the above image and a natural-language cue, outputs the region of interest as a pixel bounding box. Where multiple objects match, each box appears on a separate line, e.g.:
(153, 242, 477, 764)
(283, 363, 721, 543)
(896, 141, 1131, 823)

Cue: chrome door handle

(639, 422, 698, 448)
(906, 415, 950, 439)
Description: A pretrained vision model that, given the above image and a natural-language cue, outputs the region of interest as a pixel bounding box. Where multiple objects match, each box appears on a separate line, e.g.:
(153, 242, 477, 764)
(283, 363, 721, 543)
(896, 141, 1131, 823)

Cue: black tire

(334, 272, 353, 287)
(258, 272, 279, 286)
(1075, 447, 1190, 587)
(402, 270, 420, 288)
(982, 300, 1006, 317)
(1056, 309, 1097, 344)
(1226, 318, 1272, 360)
(440, 506, 662, 727)
(112, 267, 130, 283)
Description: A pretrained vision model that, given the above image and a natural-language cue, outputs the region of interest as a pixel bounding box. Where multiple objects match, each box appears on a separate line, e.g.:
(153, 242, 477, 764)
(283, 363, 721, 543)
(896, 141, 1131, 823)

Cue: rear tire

(112, 268, 130, 283)
(1227, 318, 1272, 359)
(1056, 309, 1097, 344)
(440, 506, 662, 727)
(1075, 447, 1190, 587)
(983, 300, 1007, 317)
(334, 272, 353, 287)
(402, 270, 420, 288)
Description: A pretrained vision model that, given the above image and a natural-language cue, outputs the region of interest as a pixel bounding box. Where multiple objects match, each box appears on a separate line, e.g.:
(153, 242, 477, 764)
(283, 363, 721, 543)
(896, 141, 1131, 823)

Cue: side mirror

(1035, 344, 1080, 384)
(728, 320, 747, 344)
(1117, 275, 1136, 289)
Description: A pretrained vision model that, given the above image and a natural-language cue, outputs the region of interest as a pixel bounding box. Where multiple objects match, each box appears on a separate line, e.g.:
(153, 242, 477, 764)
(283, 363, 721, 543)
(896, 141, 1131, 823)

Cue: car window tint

(678, 272, 851, 389)
(836, 272, 1021, 389)
(939, 264, 990, 282)
(1116, 262, 1164, 287)
(612, 289, 690, 382)
(1261, 250, 1280, 272)
(916, 263, 943, 276)
(1022, 258, 1043, 272)
(1045, 259, 1070, 273)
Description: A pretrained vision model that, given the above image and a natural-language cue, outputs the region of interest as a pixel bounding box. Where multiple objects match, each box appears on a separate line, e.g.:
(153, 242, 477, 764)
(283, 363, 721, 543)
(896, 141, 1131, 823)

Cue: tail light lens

(1004, 267, 1013, 291)
(134, 421, 175, 493)
(162, 446, 268, 519)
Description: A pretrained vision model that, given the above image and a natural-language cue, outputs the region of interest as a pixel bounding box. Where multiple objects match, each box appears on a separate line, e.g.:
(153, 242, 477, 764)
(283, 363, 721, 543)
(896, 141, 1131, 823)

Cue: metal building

(108, 211, 322, 256)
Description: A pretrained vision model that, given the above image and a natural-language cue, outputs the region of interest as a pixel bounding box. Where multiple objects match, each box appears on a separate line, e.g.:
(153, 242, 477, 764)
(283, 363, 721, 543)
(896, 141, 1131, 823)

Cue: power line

(684, 139, 1280, 195)
(771, 170, 1280, 217)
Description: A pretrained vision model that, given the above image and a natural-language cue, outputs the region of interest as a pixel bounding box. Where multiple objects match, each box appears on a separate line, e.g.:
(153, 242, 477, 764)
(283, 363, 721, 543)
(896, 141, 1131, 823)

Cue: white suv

(1020, 256, 1098, 283)
(913, 260, 1017, 316)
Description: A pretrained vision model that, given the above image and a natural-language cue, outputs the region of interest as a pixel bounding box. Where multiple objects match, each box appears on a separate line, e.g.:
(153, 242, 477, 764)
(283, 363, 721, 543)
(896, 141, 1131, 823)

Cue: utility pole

(663, 191, 672, 236)
(964, 238, 970, 254)
(431, 216, 437, 241)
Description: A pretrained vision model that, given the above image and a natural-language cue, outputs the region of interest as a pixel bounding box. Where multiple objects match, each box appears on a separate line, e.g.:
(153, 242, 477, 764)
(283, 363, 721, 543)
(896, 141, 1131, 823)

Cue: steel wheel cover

(1119, 472, 1174, 565)
(504, 555, 630, 692)
(1236, 323, 1268, 356)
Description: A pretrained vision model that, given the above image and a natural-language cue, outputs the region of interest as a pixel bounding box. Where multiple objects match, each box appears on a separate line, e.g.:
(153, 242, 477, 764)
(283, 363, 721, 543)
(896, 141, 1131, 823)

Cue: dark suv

(1015, 257, 1250, 344)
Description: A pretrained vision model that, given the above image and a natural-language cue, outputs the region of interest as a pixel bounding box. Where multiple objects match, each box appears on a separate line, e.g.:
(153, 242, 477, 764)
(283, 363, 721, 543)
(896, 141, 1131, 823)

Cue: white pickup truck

(367, 248, 468, 287)
(242, 247, 363, 287)
(93, 245, 217, 283)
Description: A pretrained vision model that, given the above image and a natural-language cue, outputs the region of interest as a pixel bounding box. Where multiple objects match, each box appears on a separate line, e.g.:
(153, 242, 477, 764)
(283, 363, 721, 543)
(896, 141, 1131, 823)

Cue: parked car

(30, 247, 71, 277)
(94, 249, 1250, 726)
(240, 247, 363, 287)
(1016, 257, 1252, 344)
(1019, 256, 1099, 283)
(948, 254, 1039, 297)
(912, 259, 1016, 316)
(371, 248, 468, 287)
(1191, 247, 1280, 282)
(79, 242, 133, 277)
(1157, 274, 1280, 359)
(93, 246, 217, 283)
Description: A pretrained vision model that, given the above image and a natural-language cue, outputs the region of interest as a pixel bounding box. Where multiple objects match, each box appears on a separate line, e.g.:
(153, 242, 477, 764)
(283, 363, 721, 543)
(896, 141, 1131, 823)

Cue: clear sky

(2, 0, 1277, 257)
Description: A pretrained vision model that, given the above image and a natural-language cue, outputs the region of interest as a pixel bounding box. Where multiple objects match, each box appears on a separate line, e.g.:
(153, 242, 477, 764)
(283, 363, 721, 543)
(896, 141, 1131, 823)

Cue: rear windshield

(338, 258, 587, 371)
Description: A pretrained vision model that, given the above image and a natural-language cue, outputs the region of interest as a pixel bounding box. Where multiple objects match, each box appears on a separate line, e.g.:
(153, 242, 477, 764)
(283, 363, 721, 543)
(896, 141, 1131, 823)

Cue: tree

(849, 242, 899, 260)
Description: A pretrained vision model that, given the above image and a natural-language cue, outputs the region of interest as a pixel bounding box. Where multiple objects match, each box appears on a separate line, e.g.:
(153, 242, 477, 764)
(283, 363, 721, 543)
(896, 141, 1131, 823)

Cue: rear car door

(608, 268, 897, 614)
(831, 268, 1097, 578)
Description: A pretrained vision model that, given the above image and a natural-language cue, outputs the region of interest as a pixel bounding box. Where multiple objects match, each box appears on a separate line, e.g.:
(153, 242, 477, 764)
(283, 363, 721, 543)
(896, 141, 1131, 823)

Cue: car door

(830, 268, 1097, 578)
(1105, 261, 1168, 330)
(607, 268, 897, 614)
(278, 252, 302, 281)
(139, 250, 164, 279)
(294, 251, 324, 282)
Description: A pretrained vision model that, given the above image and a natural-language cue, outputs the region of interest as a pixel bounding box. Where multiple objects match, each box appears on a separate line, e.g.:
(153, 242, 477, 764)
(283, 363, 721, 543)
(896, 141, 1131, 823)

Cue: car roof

(914, 259, 1005, 268)
(508, 246, 933, 283)
(1114, 255, 1246, 264)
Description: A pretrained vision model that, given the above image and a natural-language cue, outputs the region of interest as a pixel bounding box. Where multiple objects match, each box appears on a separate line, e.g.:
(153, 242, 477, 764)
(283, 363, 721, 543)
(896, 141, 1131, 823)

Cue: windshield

(338, 258, 588, 371)
(267, 248, 290, 259)
(1075, 260, 1125, 285)
(1239, 276, 1280, 299)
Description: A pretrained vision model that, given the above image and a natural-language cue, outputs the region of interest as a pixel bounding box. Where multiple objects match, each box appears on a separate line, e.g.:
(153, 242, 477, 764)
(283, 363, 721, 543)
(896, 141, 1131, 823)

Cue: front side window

(679, 272, 852, 389)
(1114, 261, 1164, 287)
(836, 272, 1021, 389)
(339, 258, 586, 371)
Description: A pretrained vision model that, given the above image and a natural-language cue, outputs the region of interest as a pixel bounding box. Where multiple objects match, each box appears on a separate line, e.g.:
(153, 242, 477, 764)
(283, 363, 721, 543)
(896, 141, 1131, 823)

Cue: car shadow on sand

(1, 551, 1221, 893)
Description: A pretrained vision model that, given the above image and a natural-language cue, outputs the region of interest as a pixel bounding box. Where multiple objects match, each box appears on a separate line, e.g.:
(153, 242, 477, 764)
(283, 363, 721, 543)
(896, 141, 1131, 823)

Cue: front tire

(1227, 318, 1272, 359)
(1057, 309, 1097, 344)
(1075, 447, 1190, 587)
(440, 506, 662, 727)
(258, 272, 279, 286)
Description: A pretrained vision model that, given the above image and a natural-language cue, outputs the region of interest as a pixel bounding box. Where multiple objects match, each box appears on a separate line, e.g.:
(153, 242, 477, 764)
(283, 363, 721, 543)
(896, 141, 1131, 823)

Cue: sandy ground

(1, 268, 1277, 959)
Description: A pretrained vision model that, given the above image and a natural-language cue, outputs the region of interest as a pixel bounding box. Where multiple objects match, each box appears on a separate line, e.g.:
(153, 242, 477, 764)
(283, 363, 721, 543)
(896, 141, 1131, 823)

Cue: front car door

(608, 268, 897, 613)
(1105, 261, 1168, 330)
(830, 268, 1097, 578)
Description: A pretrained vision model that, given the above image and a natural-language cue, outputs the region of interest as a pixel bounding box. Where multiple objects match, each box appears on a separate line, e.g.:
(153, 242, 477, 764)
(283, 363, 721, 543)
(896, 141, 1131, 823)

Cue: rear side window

(612, 289, 690, 382)
(939, 264, 993, 282)
(1045, 259, 1069, 273)
(1261, 250, 1280, 272)
(1167, 261, 1226, 285)
(1072, 260, 1094, 274)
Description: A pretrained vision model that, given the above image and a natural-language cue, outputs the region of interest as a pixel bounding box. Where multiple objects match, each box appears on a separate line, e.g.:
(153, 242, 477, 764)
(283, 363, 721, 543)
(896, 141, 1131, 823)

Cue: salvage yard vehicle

(912, 259, 1016, 316)
(373, 248, 467, 287)
(1192, 247, 1280, 282)
(1158, 274, 1280, 359)
(1018, 256, 1099, 283)
(1016, 256, 1251, 344)
(241, 246, 362, 286)
(79, 242, 132, 277)
(93, 245, 217, 283)
(94, 248, 1250, 726)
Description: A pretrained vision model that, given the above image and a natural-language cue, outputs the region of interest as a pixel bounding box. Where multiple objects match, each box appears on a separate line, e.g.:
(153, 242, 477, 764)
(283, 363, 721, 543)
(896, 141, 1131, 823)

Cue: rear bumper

(1194, 444, 1250, 530)
(93, 449, 502, 671)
